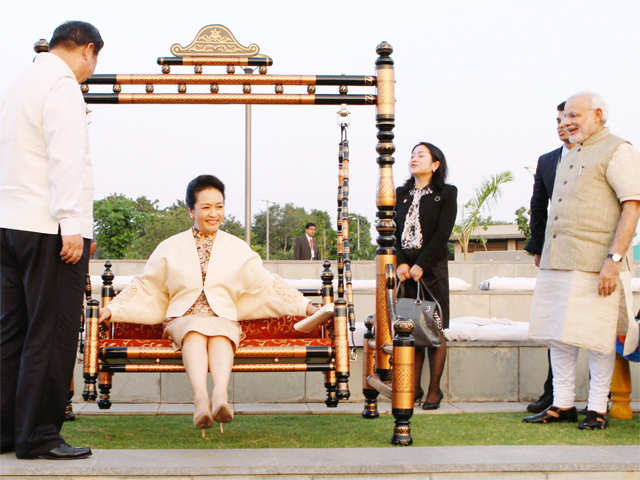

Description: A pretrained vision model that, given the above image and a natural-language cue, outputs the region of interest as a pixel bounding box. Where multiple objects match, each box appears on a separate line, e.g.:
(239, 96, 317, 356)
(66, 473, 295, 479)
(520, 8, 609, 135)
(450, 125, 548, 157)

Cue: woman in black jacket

(395, 142, 457, 410)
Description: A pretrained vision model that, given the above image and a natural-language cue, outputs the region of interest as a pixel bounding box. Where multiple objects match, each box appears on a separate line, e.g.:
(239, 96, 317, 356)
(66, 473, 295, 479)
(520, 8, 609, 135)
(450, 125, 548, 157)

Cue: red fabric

(100, 337, 331, 349)
(113, 323, 163, 339)
(112, 316, 322, 340)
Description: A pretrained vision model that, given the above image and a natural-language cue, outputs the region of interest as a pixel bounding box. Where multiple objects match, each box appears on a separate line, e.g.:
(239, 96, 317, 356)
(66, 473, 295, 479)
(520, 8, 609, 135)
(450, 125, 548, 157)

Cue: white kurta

(528, 269, 634, 354)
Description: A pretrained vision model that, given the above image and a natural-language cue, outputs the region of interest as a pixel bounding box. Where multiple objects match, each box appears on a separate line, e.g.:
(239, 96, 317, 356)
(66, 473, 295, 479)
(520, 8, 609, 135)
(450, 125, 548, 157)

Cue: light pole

(350, 215, 361, 252)
(262, 200, 272, 260)
(244, 67, 254, 244)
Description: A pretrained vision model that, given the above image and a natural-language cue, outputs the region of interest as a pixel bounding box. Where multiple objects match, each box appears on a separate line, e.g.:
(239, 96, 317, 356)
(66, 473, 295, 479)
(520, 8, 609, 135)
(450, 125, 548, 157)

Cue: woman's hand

(99, 306, 112, 323)
(409, 264, 424, 282)
(306, 302, 319, 316)
(397, 263, 411, 282)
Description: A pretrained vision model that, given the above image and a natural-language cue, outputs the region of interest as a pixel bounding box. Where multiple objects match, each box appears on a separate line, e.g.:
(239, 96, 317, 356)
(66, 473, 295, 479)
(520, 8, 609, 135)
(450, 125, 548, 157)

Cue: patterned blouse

(400, 185, 433, 250)
(181, 228, 217, 317)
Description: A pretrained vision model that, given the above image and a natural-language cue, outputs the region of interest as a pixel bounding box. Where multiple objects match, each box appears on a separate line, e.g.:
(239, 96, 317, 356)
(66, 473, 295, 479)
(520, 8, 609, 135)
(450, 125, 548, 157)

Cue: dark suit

(525, 146, 562, 255)
(294, 235, 320, 260)
(394, 183, 458, 328)
(524, 145, 562, 403)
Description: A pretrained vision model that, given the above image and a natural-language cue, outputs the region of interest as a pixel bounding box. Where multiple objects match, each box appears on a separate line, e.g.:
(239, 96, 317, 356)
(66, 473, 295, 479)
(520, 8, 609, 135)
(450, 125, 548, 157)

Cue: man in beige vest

(526, 92, 640, 430)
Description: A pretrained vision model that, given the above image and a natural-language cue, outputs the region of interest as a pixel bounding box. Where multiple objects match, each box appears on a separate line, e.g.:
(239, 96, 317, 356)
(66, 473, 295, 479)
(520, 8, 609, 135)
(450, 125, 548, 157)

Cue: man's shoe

(36, 443, 92, 460)
(522, 406, 578, 424)
(526, 394, 553, 413)
(579, 410, 608, 430)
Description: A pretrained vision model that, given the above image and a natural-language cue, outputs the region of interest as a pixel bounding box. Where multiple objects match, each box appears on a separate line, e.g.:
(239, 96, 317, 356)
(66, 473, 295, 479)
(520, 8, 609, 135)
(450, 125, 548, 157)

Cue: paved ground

(2, 446, 639, 478)
(71, 400, 640, 415)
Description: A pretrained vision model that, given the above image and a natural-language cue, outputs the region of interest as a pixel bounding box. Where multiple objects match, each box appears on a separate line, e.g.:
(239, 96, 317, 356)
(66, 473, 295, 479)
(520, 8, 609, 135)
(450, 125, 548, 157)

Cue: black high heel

(414, 387, 424, 404)
(422, 389, 443, 410)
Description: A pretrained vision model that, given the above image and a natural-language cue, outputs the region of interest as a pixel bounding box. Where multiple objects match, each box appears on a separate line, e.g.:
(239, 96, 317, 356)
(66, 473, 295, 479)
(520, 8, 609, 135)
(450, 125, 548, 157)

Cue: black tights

(415, 331, 447, 402)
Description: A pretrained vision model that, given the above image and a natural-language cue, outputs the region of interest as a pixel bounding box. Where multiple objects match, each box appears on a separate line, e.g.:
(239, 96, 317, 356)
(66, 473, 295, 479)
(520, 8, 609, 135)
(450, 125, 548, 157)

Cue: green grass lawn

(61, 413, 640, 449)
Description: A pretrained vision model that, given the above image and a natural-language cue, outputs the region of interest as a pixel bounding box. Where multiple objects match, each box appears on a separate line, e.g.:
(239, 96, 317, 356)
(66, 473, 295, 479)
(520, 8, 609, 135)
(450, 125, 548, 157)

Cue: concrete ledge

(2, 446, 638, 478)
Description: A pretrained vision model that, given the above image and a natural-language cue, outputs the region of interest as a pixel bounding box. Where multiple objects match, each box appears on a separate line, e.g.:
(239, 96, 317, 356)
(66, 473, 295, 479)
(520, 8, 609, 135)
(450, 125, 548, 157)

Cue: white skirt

(163, 314, 242, 350)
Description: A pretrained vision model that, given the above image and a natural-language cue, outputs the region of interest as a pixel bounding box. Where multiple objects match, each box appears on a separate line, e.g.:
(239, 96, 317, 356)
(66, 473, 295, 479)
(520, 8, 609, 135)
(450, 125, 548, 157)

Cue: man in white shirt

(0, 21, 103, 460)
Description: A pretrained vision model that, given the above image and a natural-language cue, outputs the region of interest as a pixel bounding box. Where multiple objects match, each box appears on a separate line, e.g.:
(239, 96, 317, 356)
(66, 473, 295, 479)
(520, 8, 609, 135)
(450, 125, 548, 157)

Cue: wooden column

(374, 41, 396, 382)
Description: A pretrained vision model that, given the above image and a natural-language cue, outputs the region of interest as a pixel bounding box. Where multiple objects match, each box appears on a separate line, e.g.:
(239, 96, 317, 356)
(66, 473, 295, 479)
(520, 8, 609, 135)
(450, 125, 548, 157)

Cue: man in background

(524, 101, 575, 414)
(0, 21, 103, 459)
(294, 222, 320, 260)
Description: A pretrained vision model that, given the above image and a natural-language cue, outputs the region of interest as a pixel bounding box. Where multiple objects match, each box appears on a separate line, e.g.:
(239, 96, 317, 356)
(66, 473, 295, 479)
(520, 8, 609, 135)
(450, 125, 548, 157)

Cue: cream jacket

(107, 229, 310, 324)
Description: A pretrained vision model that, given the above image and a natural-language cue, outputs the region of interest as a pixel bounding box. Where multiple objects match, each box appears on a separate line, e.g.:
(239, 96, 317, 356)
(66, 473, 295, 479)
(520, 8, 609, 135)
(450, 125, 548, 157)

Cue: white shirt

(0, 53, 93, 238)
(306, 234, 316, 259)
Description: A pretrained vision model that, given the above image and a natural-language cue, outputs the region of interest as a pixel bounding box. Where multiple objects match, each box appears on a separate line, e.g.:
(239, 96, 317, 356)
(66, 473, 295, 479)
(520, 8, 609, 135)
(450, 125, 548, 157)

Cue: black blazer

(394, 183, 458, 270)
(525, 146, 562, 255)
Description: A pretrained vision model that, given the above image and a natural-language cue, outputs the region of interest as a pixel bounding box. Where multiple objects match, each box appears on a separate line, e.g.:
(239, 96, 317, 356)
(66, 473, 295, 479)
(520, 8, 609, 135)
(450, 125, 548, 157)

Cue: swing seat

(82, 261, 349, 409)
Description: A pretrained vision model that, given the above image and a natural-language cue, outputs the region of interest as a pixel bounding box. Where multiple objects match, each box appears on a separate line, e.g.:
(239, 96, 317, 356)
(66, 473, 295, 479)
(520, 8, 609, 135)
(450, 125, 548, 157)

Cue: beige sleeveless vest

(540, 128, 630, 272)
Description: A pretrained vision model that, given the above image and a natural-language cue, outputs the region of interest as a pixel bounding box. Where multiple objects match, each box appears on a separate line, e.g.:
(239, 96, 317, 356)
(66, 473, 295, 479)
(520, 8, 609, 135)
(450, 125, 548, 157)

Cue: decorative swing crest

(170, 24, 260, 57)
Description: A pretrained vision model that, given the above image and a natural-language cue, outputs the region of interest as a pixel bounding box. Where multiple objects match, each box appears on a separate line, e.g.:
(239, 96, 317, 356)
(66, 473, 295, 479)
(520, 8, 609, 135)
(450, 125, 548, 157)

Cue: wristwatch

(607, 253, 623, 262)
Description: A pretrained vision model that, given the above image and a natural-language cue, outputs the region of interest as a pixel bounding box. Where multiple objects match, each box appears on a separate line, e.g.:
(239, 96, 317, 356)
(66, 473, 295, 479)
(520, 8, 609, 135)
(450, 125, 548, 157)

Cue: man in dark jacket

(524, 101, 575, 413)
(294, 222, 320, 260)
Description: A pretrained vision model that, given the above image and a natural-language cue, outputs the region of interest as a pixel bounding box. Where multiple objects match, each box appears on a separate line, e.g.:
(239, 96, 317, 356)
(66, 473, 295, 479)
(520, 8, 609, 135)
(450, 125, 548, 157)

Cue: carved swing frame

(40, 25, 416, 445)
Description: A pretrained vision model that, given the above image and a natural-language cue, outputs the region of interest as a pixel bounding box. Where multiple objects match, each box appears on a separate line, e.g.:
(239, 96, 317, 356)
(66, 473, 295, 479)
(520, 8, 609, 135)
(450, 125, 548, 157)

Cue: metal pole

(265, 202, 270, 261)
(244, 67, 254, 244)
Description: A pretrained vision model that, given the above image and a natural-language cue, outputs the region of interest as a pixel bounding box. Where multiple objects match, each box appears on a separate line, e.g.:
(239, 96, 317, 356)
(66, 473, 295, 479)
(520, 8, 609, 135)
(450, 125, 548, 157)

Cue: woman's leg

(182, 332, 210, 405)
(414, 347, 425, 400)
(182, 332, 213, 431)
(207, 336, 234, 406)
(425, 332, 446, 403)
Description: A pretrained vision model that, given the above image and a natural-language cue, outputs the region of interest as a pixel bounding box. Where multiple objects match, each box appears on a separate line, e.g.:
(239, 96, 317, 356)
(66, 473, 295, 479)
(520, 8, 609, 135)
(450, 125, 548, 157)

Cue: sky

(1, 0, 639, 241)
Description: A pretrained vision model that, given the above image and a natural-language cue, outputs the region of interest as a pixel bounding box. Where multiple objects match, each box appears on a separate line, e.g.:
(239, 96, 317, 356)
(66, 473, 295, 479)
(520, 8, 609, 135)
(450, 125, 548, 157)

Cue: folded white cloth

(480, 276, 640, 292)
(479, 276, 537, 291)
(285, 277, 471, 291)
(90, 274, 134, 292)
(444, 316, 529, 342)
(293, 303, 334, 333)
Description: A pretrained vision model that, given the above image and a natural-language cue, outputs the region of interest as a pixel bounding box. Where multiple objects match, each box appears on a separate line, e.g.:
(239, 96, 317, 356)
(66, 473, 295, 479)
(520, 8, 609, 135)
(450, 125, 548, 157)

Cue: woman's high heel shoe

(422, 389, 444, 410)
(193, 400, 214, 439)
(212, 402, 234, 433)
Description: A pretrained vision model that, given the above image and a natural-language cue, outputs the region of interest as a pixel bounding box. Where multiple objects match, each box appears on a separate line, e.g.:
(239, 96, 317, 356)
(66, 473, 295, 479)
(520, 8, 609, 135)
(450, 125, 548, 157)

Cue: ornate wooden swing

(46, 25, 416, 445)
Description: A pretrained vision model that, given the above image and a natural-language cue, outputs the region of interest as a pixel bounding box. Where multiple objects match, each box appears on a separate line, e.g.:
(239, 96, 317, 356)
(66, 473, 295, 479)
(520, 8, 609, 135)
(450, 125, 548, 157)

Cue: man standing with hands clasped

(0, 21, 103, 459)
(294, 222, 320, 260)
(526, 92, 640, 430)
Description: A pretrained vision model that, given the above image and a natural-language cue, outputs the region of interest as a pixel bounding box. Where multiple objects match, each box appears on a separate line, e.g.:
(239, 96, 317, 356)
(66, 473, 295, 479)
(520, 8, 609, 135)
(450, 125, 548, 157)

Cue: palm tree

(453, 171, 513, 260)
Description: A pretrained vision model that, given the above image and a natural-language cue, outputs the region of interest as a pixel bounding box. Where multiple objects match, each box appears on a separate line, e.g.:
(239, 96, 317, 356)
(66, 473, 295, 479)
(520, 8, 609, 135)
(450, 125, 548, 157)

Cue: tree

(452, 171, 514, 260)
(128, 201, 192, 258)
(94, 194, 154, 259)
(515, 206, 531, 243)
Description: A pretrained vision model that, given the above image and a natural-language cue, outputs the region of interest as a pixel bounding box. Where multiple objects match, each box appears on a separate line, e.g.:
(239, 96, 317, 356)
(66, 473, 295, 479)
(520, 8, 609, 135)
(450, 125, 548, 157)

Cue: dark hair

(401, 142, 448, 192)
(557, 101, 566, 111)
(185, 175, 225, 209)
(305, 222, 316, 229)
(49, 21, 104, 54)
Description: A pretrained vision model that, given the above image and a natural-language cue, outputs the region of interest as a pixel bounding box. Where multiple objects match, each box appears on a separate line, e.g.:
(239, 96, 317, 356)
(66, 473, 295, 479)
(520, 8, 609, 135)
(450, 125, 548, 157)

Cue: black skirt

(397, 251, 450, 330)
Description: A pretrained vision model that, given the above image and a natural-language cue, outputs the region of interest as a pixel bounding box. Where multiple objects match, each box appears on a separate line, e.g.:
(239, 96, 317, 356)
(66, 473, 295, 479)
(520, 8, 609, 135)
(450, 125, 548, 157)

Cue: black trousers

(0, 228, 89, 456)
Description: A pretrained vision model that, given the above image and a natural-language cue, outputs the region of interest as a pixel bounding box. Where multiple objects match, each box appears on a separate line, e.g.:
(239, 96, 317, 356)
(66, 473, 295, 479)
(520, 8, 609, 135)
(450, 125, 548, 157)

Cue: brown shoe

(523, 406, 577, 424)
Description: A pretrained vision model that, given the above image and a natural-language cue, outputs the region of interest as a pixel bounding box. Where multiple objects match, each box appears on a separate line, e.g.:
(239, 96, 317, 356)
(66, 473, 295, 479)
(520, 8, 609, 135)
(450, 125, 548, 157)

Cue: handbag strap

(418, 279, 444, 331)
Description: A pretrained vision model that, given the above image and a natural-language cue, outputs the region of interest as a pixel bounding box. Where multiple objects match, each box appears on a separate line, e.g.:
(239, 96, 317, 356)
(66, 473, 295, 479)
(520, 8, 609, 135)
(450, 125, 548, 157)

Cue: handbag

(396, 279, 443, 348)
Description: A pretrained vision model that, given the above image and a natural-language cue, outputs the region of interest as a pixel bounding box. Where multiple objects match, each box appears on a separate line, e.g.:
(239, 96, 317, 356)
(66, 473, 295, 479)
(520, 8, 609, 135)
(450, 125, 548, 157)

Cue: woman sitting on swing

(99, 175, 318, 435)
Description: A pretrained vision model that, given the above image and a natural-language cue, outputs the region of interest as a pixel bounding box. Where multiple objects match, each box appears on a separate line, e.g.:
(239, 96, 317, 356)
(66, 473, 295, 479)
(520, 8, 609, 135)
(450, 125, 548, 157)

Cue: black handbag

(396, 279, 443, 347)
